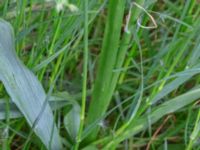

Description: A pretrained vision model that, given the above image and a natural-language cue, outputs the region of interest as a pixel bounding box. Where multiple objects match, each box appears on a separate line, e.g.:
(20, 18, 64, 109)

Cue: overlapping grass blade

(64, 103, 80, 140)
(187, 110, 200, 150)
(104, 88, 200, 148)
(0, 19, 62, 149)
(151, 65, 200, 105)
(86, 0, 126, 141)
(0, 96, 70, 120)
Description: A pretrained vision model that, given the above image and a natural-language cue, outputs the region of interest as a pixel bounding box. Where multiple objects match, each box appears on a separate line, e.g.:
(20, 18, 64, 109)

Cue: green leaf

(0, 19, 62, 149)
(0, 96, 70, 120)
(64, 103, 80, 140)
(86, 0, 126, 141)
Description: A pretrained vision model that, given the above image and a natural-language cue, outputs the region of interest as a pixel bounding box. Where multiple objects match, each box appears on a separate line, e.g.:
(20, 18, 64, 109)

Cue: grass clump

(0, 0, 200, 149)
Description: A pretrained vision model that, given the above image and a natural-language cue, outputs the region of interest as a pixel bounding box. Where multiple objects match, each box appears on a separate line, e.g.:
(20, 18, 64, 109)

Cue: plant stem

(75, 0, 89, 149)
(86, 0, 125, 142)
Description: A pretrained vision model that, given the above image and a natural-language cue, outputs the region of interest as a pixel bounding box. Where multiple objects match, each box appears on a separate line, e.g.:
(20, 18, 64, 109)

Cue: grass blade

(64, 103, 80, 141)
(0, 96, 70, 120)
(104, 88, 200, 148)
(0, 19, 62, 149)
(86, 0, 126, 142)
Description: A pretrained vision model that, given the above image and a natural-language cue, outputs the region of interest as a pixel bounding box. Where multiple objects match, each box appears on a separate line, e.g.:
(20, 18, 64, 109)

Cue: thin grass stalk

(39, 12, 63, 81)
(74, 0, 89, 149)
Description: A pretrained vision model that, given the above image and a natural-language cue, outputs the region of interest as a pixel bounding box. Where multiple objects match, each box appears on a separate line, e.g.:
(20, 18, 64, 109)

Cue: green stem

(86, 0, 125, 142)
(74, 0, 89, 149)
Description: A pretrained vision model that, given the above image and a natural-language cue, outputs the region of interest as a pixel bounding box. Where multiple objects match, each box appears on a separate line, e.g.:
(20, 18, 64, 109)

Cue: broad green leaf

(64, 103, 80, 140)
(54, 91, 81, 140)
(0, 96, 70, 120)
(0, 19, 62, 149)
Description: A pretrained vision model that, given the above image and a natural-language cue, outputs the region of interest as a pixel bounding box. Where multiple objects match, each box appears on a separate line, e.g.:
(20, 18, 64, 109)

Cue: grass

(0, 0, 200, 149)
(85, 0, 126, 142)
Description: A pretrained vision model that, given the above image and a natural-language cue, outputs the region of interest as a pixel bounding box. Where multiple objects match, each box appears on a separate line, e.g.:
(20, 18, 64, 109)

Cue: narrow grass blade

(0, 19, 62, 149)
(151, 65, 200, 105)
(186, 110, 200, 150)
(105, 88, 200, 148)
